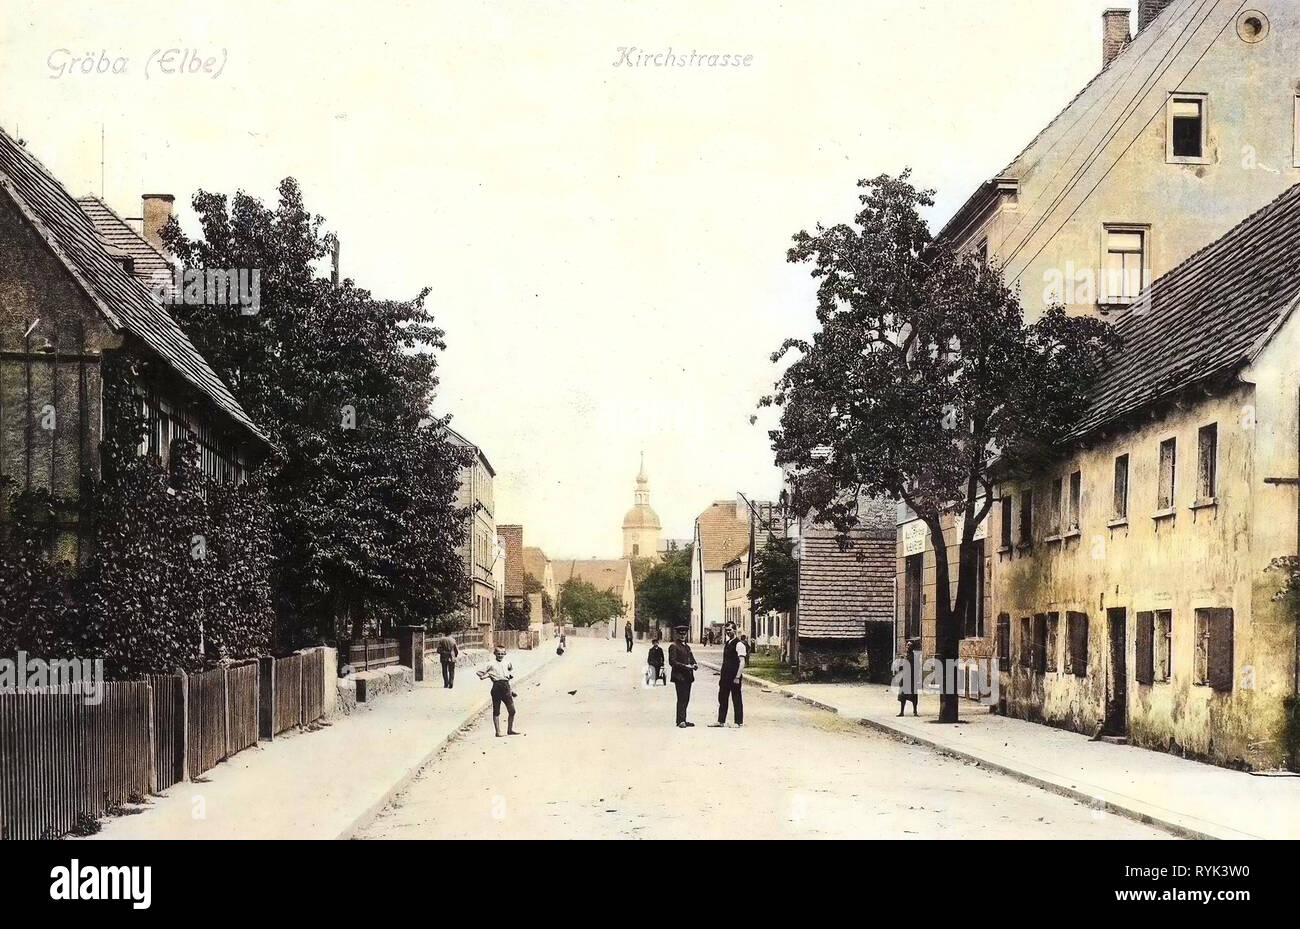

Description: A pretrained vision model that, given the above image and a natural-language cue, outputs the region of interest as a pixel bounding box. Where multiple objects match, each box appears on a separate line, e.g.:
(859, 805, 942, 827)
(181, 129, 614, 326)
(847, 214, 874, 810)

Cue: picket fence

(0, 648, 331, 840)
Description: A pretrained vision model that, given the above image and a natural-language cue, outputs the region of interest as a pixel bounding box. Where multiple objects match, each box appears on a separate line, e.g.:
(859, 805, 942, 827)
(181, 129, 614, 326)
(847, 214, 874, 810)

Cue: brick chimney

(1103, 9, 1132, 68)
(141, 193, 174, 251)
(1138, 0, 1174, 32)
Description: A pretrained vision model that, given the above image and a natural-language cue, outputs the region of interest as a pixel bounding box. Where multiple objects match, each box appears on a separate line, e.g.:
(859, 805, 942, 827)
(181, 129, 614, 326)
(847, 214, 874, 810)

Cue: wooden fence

(494, 629, 540, 650)
(454, 627, 487, 649)
(346, 638, 399, 671)
(0, 682, 152, 840)
(148, 674, 185, 792)
(272, 654, 303, 735)
(300, 649, 324, 726)
(0, 648, 333, 839)
(227, 663, 259, 754)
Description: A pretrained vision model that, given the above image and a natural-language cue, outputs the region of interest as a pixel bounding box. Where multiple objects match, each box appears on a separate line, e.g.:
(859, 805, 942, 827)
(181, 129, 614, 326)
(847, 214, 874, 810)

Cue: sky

(3, 0, 1133, 558)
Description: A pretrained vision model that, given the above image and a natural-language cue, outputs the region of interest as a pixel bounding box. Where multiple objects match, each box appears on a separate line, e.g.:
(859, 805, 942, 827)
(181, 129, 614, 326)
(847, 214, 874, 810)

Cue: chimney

(1103, 9, 1132, 68)
(141, 193, 174, 251)
(1138, 0, 1174, 33)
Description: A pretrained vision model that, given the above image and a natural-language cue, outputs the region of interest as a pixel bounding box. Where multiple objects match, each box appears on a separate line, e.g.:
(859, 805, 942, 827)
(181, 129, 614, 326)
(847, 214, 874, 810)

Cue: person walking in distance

(625, 620, 634, 653)
(711, 621, 747, 727)
(668, 625, 698, 728)
(436, 631, 459, 688)
(476, 645, 522, 737)
(645, 634, 666, 686)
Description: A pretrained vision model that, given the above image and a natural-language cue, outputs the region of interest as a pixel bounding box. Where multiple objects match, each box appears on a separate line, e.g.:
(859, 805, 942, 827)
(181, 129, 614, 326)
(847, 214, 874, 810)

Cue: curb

(335, 646, 560, 840)
(701, 660, 1229, 841)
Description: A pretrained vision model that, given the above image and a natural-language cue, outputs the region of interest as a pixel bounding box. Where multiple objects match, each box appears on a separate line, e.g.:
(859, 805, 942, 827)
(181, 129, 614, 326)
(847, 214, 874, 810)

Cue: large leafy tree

(763, 173, 1114, 722)
(750, 537, 797, 617)
(557, 578, 626, 628)
(163, 179, 469, 648)
(636, 545, 691, 632)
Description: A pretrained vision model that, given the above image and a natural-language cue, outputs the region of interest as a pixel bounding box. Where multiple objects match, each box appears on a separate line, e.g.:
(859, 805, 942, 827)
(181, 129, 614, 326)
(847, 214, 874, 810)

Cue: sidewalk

(698, 655, 1300, 840)
(89, 642, 559, 840)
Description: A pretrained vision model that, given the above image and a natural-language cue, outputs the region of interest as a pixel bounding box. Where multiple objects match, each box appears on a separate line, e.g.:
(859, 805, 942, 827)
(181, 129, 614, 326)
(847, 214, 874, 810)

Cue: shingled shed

(794, 494, 897, 681)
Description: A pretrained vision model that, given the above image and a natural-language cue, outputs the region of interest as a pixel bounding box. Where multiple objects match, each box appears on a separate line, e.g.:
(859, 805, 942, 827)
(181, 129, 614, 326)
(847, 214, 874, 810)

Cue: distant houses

(689, 500, 749, 643)
(446, 427, 500, 634)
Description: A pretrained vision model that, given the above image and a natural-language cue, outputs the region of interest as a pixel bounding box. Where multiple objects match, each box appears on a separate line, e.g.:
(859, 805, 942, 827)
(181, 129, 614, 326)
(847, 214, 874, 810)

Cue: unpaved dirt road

(358, 638, 1173, 839)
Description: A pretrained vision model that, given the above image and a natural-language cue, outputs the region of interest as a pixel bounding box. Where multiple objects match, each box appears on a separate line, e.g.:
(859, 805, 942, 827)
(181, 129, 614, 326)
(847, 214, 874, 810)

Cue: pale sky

(4, 0, 1130, 558)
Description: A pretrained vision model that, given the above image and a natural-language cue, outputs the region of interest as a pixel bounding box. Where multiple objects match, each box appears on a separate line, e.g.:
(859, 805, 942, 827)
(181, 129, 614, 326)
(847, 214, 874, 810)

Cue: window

(904, 553, 923, 639)
(1195, 608, 1234, 691)
(1000, 496, 1013, 550)
(996, 613, 1011, 672)
(1197, 423, 1218, 501)
(1031, 614, 1047, 673)
(1136, 611, 1155, 684)
(1102, 227, 1147, 304)
(1295, 94, 1300, 168)
(1067, 470, 1081, 532)
(1167, 94, 1208, 163)
(1113, 454, 1129, 519)
(1066, 611, 1089, 677)
(1154, 611, 1172, 682)
(963, 540, 986, 638)
(1018, 617, 1033, 669)
(1045, 613, 1059, 672)
(1019, 490, 1034, 546)
(1157, 438, 1177, 511)
(1049, 477, 1063, 536)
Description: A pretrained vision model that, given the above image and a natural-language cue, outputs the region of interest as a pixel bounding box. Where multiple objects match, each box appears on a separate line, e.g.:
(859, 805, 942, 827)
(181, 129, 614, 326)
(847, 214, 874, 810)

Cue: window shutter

(1135, 611, 1154, 685)
(1205, 608, 1234, 692)
(996, 613, 1010, 672)
(1032, 614, 1047, 673)
(1067, 612, 1089, 677)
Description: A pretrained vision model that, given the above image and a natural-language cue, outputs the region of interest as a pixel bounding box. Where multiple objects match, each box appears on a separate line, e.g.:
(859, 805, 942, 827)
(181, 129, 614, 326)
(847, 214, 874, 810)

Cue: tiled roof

(797, 528, 894, 639)
(0, 128, 266, 445)
(1069, 181, 1300, 440)
(75, 195, 172, 286)
(695, 501, 749, 572)
(559, 559, 631, 595)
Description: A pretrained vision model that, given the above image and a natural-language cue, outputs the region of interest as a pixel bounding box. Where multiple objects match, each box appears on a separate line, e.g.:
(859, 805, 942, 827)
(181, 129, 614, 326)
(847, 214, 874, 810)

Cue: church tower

(622, 452, 662, 559)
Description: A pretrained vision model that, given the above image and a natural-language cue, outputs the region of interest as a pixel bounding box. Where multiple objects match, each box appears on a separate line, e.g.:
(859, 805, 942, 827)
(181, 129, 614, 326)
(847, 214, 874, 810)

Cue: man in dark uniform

(668, 625, 698, 728)
(711, 621, 746, 727)
(625, 620, 634, 653)
(436, 631, 459, 688)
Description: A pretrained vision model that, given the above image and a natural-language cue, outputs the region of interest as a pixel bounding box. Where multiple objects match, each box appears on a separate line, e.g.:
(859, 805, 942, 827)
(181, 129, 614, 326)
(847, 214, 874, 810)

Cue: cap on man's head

(674, 625, 688, 633)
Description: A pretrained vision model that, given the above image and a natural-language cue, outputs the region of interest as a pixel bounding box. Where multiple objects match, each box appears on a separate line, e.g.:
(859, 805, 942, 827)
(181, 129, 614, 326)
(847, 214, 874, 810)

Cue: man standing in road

(625, 620, 634, 653)
(476, 645, 522, 737)
(436, 631, 460, 688)
(668, 625, 698, 728)
(711, 621, 746, 728)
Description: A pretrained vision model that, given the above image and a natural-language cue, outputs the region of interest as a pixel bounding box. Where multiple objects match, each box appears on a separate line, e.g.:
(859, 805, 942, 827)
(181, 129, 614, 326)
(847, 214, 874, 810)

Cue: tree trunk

(929, 521, 961, 723)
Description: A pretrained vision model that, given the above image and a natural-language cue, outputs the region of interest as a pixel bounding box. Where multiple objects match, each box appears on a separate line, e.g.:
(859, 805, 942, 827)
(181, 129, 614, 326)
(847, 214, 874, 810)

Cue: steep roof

(797, 528, 895, 639)
(0, 128, 266, 445)
(75, 195, 172, 286)
(560, 559, 631, 595)
(1070, 180, 1300, 440)
(695, 501, 749, 572)
(939, 0, 1229, 269)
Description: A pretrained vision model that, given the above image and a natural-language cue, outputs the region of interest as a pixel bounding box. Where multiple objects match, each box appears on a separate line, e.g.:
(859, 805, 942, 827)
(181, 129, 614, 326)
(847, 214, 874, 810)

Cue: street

(357, 639, 1174, 839)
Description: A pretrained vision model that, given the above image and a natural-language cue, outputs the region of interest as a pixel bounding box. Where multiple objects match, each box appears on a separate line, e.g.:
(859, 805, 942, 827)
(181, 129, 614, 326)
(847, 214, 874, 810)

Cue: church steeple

(623, 451, 661, 558)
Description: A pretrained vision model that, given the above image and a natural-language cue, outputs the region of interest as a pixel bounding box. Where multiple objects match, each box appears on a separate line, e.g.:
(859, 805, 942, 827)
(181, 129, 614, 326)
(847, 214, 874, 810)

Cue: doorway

(1105, 607, 1128, 735)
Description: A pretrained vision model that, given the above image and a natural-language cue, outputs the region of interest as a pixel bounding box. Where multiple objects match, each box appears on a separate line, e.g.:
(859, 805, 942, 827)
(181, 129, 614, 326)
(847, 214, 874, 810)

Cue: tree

(162, 180, 469, 648)
(502, 598, 531, 631)
(751, 537, 797, 616)
(763, 172, 1115, 722)
(557, 578, 626, 628)
(636, 545, 691, 632)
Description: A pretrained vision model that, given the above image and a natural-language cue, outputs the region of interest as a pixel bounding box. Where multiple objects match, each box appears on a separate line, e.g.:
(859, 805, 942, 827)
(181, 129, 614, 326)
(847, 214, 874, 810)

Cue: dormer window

(1167, 94, 1208, 163)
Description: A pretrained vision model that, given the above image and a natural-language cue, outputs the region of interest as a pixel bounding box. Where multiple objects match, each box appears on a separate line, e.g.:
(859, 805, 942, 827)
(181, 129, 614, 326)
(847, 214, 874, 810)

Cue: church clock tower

(622, 453, 662, 559)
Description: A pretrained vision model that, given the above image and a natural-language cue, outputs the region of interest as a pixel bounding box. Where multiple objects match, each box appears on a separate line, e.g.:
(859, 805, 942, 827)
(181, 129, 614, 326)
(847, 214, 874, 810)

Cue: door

(904, 553, 923, 641)
(1105, 607, 1128, 735)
